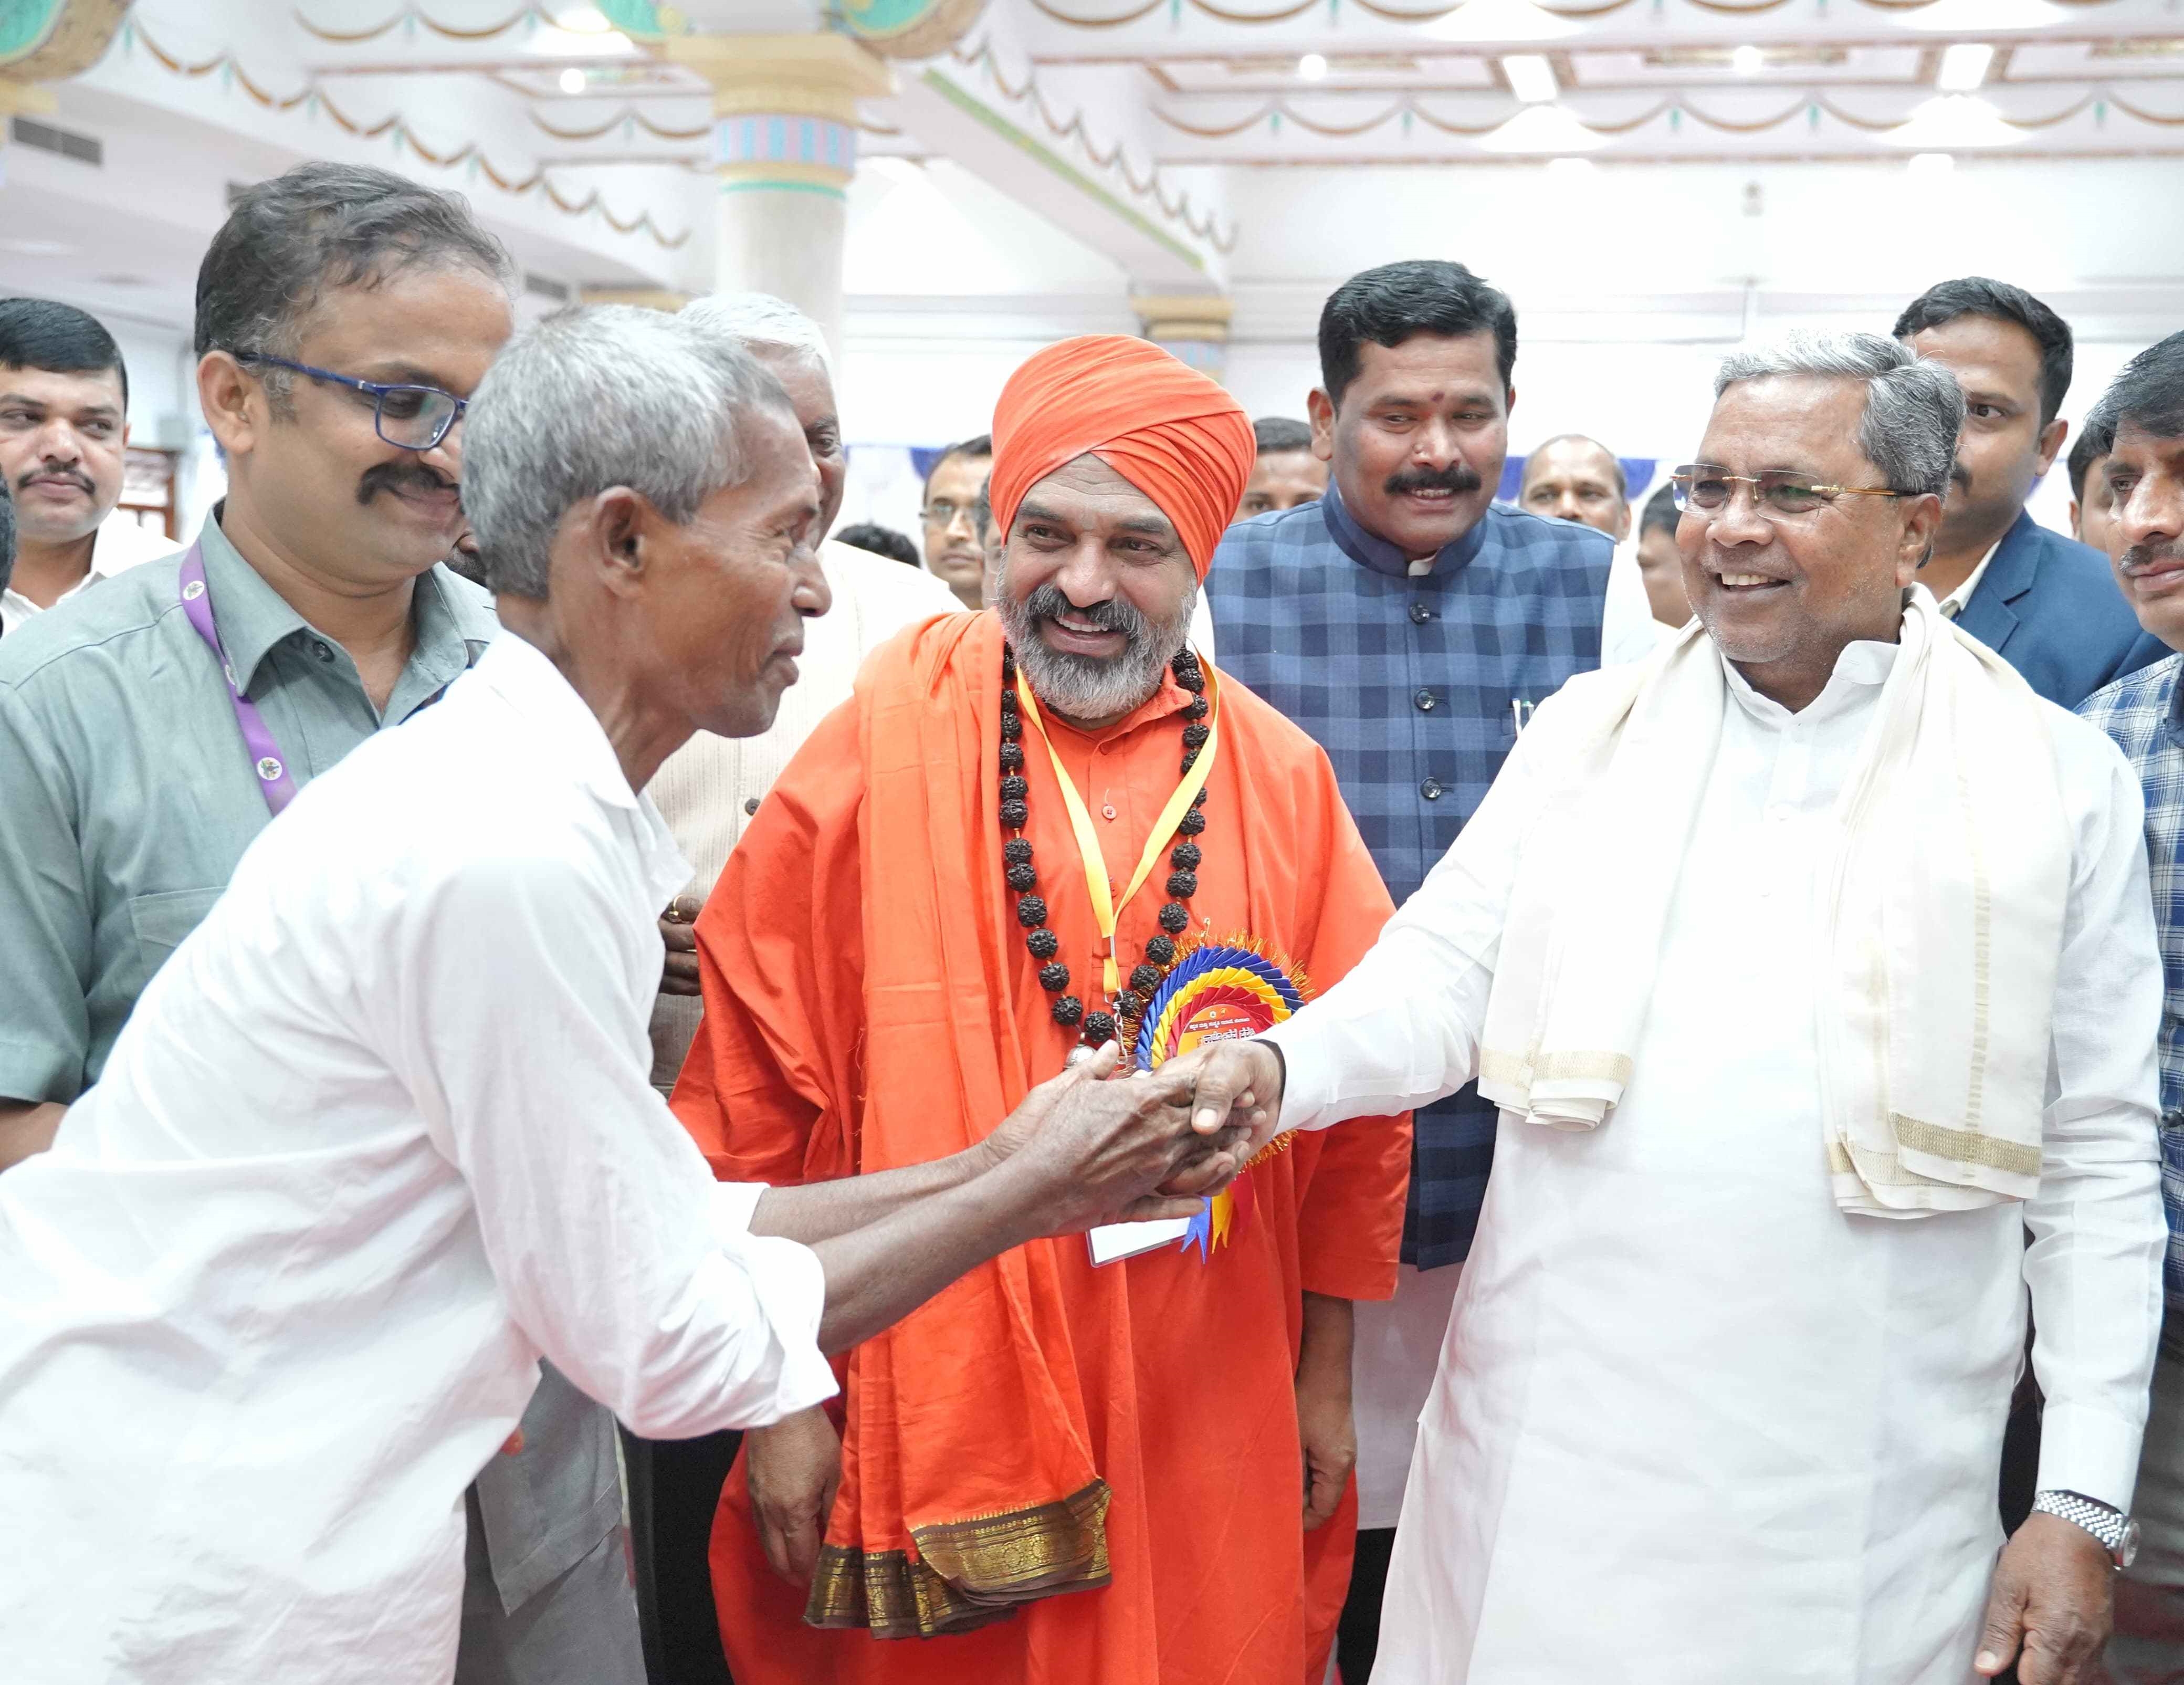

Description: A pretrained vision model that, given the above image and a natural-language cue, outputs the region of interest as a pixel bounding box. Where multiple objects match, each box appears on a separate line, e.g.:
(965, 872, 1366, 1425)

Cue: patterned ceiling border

(531, 104, 709, 141)
(125, 19, 691, 246)
(1026, 0, 2122, 26)
(950, 34, 1235, 247)
(1152, 86, 2166, 139)
(295, 5, 555, 45)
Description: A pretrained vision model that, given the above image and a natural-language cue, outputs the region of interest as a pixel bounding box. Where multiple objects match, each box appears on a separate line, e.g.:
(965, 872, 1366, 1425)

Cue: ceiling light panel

(1502, 53, 1558, 104)
(1936, 43, 1994, 91)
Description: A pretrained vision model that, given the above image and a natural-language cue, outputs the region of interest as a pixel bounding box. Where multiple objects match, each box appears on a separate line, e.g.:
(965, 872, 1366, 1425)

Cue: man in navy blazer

(1896, 276, 2166, 707)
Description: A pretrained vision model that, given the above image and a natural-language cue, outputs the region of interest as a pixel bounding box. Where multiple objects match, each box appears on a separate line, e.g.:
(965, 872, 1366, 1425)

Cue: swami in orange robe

(670, 336, 1412, 1685)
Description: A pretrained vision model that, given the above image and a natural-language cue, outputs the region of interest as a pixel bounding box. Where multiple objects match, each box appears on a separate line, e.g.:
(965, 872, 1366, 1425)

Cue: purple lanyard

(177, 542, 300, 818)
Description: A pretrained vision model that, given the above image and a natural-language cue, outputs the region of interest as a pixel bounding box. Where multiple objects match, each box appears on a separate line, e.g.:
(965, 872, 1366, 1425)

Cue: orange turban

(988, 334, 1254, 581)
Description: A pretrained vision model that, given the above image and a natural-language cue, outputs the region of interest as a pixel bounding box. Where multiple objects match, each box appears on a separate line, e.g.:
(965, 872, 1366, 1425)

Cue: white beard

(996, 580, 1198, 722)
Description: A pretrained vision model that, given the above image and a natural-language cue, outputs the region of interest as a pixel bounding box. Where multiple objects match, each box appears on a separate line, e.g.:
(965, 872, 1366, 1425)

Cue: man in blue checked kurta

(1207, 258, 1610, 1680)
(2077, 329, 2184, 1684)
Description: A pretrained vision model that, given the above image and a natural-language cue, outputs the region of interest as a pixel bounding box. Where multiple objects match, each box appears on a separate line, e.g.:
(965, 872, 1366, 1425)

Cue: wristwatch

(2032, 1490, 2141, 1569)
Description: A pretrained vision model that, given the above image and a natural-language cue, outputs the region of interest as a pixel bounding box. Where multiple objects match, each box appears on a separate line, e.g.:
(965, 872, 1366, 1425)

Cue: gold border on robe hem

(804, 1480, 1114, 1639)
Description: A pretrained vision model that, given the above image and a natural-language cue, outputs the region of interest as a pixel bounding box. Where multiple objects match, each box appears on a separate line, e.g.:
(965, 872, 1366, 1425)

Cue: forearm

(2024, 1105, 2166, 1510)
(807, 1156, 1045, 1353)
(1262, 933, 1490, 1133)
(0, 1100, 65, 1172)
(1297, 1291, 1355, 1393)
(749, 1145, 989, 1246)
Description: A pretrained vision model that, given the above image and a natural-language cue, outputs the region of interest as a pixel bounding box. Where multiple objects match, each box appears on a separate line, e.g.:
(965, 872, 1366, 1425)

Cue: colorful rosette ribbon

(1133, 940, 1308, 1260)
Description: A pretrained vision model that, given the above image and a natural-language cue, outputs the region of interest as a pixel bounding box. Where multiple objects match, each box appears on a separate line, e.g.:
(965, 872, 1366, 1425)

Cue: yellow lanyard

(1012, 658, 1222, 998)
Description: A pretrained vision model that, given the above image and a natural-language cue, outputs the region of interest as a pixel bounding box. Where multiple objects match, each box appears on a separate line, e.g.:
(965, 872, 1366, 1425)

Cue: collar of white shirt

(0, 516, 179, 632)
(1719, 635, 1900, 726)
(1934, 538, 2004, 620)
(467, 631, 686, 889)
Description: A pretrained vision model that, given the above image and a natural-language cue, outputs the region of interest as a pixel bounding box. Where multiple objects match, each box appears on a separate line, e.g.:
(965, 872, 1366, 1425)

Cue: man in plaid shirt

(2077, 328, 2184, 1682)
(1207, 259, 1610, 1678)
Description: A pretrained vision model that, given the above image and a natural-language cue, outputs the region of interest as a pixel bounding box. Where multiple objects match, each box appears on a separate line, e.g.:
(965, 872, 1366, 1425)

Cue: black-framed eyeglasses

(1671, 464, 1908, 519)
(234, 352, 467, 451)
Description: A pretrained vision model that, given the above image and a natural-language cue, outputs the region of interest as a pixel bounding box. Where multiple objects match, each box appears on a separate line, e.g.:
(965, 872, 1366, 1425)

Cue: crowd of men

(3, 158, 2184, 1685)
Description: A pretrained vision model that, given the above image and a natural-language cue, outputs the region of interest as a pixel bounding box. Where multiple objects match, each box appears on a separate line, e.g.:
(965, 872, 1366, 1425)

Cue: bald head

(1519, 434, 1629, 540)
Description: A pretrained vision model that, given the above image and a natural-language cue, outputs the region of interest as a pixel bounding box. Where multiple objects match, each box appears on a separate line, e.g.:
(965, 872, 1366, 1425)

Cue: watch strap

(2032, 1490, 2129, 1561)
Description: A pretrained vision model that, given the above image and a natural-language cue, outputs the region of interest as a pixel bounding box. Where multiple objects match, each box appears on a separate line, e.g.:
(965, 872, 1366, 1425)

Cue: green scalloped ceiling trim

(0, 0, 64, 62)
(594, 0, 664, 41)
(918, 67, 1202, 273)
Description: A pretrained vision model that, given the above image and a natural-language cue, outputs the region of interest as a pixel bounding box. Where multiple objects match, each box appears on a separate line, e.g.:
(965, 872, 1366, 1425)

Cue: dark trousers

(1337, 1525, 1396, 1684)
(1993, 1376, 2043, 1685)
(625, 1429, 742, 1685)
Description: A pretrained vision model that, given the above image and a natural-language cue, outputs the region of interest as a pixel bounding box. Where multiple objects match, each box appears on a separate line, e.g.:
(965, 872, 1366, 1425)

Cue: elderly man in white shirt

(635, 290, 958, 1674)
(648, 293, 957, 1089)
(1177, 332, 2167, 1685)
(0, 305, 1251, 1685)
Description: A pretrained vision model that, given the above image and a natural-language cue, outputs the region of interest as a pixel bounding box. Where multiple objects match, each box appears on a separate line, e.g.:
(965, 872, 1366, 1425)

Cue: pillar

(666, 34, 894, 361)
(1133, 294, 1234, 385)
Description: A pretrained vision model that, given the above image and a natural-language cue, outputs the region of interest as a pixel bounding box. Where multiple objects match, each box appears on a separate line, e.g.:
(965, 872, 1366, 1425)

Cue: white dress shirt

(0, 632, 836, 1685)
(0, 515, 177, 634)
(1935, 536, 2003, 620)
(1269, 638, 2165, 1682)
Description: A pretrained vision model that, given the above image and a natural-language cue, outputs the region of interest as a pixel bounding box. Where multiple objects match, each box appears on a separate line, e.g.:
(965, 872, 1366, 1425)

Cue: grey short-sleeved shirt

(0, 514, 498, 1104)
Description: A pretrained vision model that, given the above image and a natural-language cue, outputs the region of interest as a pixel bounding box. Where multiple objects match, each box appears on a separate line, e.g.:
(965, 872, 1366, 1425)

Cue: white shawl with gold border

(1476, 588, 2071, 1215)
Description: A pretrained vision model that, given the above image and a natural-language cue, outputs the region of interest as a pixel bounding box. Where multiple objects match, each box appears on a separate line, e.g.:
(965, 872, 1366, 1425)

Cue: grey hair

(1714, 330, 1965, 499)
(195, 162, 512, 410)
(679, 291, 831, 372)
(461, 305, 795, 600)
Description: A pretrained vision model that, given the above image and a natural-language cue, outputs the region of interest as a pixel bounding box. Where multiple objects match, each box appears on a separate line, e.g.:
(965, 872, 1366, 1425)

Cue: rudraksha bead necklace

(1000, 643, 1214, 1054)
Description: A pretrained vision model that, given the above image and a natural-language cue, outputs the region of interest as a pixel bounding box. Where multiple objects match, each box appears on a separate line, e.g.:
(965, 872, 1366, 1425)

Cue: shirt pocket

(128, 886, 228, 983)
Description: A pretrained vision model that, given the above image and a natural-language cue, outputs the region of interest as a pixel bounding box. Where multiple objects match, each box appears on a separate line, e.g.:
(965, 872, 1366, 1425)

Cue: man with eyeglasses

(1186, 331, 2165, 1684)
(0, 164, 645, 1684)
(919, 433, 993, 608)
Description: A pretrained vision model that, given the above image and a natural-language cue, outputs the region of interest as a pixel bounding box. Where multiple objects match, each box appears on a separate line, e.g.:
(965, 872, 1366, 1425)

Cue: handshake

(975, 1038, 1293, 1236)
(759, 1037, 1296, 1359)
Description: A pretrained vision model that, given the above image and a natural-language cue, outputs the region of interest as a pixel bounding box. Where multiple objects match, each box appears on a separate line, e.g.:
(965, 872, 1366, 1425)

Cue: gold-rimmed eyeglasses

(1671, 464, 1909, 520)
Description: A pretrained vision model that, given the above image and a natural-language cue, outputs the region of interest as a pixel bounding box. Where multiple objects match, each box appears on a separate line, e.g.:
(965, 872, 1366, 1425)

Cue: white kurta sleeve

(1263, 705, 1546, 1133)
(2026, 722, 2167, 1512)
(385, 852, 839, 1440)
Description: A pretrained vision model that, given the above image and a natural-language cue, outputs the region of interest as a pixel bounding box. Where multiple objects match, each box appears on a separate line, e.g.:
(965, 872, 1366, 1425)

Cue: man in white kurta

(1181, 332, 2167, 1684)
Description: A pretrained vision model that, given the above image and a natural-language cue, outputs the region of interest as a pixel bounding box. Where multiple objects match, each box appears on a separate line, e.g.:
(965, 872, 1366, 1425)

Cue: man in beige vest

(633, 292, 956, 1682)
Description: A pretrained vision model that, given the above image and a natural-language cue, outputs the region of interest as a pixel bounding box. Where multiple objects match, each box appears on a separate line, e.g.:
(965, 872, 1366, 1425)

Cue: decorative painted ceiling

(25, 0, 2184, 303)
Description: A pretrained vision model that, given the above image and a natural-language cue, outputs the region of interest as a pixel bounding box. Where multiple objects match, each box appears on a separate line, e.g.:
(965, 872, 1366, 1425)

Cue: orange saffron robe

(671, 613, 1412, 1685)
